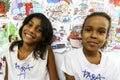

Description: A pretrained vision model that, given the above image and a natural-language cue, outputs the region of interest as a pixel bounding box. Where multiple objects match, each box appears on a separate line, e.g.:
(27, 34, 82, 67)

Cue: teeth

(89, 42, 96, 45)
(91, 43, 95, 45)
(26, 34, 32, 38)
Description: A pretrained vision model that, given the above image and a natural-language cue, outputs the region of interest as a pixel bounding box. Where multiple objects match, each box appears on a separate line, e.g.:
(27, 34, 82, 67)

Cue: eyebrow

(29, 20, 33, 23)
(84, 25, 92, 28)
(29, 20, 41, 27)
(98, 28, 107, 31)
(85, 26, 108, 31)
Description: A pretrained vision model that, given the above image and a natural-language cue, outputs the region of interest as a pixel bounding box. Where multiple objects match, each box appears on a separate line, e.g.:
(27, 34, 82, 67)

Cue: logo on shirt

(15, 62, 33, 79)
(82, 69, 105, 80)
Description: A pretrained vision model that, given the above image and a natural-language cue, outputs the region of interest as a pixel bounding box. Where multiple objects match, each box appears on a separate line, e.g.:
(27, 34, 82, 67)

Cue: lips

(87, 41, 98, 46)
(24, 31, 35, 39)
(25, 34, 33, 38)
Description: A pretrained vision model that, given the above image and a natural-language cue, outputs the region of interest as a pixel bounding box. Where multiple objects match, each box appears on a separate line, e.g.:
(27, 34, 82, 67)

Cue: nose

(29, 27, 35, 33)
(90, 31, 97, 39)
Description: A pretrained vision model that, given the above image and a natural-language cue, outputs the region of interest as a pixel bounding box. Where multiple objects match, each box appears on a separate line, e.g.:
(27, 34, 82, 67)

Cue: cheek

(81, 33, 89, 41)
(22, 25, 27, 30)
(99, 37, 107, 45)
(36, 33, 43, 41)
(21, 30, 25, 38)
(81, 36, 87, 44)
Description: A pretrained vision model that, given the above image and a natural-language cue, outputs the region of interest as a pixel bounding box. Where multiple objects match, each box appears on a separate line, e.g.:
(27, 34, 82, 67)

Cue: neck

(21, 43, 36, 52)
(83, 47, 100, 57)
(18, 43, 36, 60)
(83, 48, 101, 64)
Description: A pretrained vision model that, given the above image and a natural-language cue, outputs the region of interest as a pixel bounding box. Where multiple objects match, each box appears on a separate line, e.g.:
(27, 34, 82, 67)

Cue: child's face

(81, 16, 109, 51)
(22, 17, 43, 45)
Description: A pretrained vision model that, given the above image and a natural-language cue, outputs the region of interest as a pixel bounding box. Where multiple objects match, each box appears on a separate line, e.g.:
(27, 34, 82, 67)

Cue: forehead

(84, 16, 109, 29)
(30, 17, 41, 25)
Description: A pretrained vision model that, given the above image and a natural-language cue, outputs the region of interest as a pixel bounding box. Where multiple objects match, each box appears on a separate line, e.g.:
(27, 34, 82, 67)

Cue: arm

(0, 44, 10, 80)
(4, 57, 8, 80)
(61, 50, 76, 80)
(47, 46, 59, 80)
(65, 73, 75, 80)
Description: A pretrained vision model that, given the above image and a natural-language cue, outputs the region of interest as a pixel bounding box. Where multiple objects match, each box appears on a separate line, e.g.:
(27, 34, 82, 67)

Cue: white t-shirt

(0, 43, 50, 80)
(61, 47, 120, 80)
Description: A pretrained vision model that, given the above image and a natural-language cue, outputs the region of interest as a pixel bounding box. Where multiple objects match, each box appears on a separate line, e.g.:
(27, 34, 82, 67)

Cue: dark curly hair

(9, 13, 53, 59)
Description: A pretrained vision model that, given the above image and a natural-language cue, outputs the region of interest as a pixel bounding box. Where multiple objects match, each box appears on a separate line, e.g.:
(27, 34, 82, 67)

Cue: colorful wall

(0, 0, 120, 51)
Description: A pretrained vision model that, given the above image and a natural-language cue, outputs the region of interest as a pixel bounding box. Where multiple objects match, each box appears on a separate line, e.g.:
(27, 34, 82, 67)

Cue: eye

(26, 22, 32, 27)
(36, 27, 42, 32)
(98, 30, 106, 34)
(85, 28, 92, 32)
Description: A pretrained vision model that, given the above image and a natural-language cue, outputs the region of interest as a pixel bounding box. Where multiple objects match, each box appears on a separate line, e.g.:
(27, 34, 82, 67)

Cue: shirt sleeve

(106, 52, 120, 80)
(112, 55, 120, 80)
(109, 61, 120, 80)
(61, 52, 74, 76)
(0, 43, 10, 57)
(0, 43, 9, 80)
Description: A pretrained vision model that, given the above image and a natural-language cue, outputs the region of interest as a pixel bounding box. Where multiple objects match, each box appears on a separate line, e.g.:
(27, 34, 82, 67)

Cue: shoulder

(1, 43, 11, 49)
(63, 48, 83, 62)
(103, 51, 120, 61)
(65, 48, 82, 57)
(61, 48, 83, 76)
(0, 43, 18, 57)
(102, 51, 120, 68)
(103, 51, 120, 78)
(105, 51, 120, 63)
(0, 43, 11, 56)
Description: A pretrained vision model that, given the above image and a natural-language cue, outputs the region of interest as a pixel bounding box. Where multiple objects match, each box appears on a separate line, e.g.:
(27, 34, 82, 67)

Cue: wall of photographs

(0, 0, 120, 52)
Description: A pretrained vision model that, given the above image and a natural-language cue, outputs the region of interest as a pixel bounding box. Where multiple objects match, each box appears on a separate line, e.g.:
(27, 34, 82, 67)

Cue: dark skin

(48, 46, 59, 80)
(65, 73, 75, 80)
(5, 58, 8, 80)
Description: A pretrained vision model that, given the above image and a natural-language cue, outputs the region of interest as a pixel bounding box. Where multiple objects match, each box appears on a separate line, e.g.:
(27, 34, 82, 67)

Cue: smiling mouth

(26, 34, 33, 38)
(24, 32, 35, 39)
(88, 41, 97, 46)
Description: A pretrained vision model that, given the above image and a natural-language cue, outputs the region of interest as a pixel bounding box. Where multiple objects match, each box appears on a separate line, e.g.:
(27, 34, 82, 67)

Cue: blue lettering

(82, 70, 105, 80)
(15, 62, 33, 79)
(17, 72, 26, 79)
(91, 74, 96, 80)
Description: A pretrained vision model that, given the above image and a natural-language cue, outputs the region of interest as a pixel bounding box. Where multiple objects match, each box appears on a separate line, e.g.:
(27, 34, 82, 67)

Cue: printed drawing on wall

(0, 0, 120, 51)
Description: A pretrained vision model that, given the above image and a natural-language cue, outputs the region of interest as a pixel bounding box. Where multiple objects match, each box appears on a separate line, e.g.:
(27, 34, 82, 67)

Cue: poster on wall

(0, 0, 10, 15)
(0, 0, 120, 52)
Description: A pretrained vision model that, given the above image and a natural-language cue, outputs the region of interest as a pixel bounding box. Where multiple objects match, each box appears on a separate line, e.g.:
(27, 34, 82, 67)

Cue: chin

(84, 46, 98, 52)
